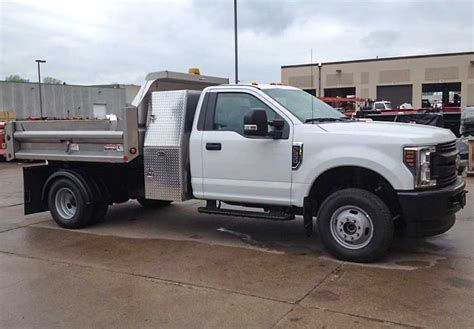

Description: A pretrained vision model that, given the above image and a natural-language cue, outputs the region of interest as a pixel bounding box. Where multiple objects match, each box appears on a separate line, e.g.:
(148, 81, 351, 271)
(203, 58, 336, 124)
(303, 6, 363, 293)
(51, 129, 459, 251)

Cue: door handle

(206, 143, 222, 151)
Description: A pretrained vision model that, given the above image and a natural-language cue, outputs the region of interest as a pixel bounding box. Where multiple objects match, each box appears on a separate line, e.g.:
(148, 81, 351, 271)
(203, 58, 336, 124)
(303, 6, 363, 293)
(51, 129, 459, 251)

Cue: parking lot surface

(0, 162, 473, 328)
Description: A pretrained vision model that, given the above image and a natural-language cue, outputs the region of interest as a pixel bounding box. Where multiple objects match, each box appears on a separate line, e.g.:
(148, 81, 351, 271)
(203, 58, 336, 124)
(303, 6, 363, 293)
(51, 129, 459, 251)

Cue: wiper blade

(305, 117, 351, 123)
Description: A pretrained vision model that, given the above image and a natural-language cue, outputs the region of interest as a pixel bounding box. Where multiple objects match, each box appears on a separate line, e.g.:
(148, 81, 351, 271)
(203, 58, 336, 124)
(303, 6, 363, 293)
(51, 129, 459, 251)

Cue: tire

(47, 178, 93, 229)
(88, 202, 109, 225)
(316, 188, 394, 263)
(137, 198, 172, 208)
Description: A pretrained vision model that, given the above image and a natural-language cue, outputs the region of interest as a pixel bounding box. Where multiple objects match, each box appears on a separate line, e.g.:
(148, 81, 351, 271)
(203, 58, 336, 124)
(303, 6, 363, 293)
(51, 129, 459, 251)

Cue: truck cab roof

(206, 84, 299, 91)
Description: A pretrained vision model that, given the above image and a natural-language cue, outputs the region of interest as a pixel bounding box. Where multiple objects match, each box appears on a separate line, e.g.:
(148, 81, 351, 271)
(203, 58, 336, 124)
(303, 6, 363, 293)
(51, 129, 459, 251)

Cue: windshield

(263, 88, 346, 123)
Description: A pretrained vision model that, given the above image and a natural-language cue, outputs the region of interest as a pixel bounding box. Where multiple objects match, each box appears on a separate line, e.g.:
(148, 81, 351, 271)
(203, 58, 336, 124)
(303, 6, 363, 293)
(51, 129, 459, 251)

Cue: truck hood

(316, 121, 455, 144)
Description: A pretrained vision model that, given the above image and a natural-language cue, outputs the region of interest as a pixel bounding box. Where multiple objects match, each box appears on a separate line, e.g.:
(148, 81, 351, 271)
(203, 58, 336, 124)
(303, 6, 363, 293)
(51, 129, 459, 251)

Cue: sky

(0, 0, 473, 85)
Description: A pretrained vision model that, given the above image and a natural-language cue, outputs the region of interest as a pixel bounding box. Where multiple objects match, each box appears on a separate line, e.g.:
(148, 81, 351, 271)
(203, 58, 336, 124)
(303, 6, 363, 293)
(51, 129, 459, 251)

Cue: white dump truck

(4, 70, 466, 262)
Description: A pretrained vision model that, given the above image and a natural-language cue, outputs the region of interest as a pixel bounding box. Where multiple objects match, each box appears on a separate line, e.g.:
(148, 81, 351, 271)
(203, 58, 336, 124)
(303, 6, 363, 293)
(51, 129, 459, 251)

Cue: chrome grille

(432, 140, 458, 187)
(435, 140, 456, 153)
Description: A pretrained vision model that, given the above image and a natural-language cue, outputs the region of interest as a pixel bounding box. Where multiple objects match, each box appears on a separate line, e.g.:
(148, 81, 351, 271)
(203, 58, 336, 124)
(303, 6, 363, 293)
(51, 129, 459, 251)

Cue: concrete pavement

(0, 162, 472, 328)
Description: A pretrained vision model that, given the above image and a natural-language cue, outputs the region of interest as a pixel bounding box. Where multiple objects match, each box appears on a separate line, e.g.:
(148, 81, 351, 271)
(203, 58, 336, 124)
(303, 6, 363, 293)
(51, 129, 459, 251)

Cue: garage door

(377, 85, 413, 108)
(324, 87, 356, 98)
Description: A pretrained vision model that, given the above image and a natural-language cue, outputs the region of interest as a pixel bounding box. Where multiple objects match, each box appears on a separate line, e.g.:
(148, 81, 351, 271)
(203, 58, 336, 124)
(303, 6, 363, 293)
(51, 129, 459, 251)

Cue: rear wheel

(137, 198, 172, 208)
(316, 188, 394, 263)
(48, 178, 93, 229)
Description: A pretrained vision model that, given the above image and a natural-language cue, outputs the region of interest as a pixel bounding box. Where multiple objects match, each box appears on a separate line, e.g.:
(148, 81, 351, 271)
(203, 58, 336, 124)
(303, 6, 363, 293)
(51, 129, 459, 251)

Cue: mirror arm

(268, 119, 285, 129)
(268, 130, 283, 139)
(268, 119, 284, 139)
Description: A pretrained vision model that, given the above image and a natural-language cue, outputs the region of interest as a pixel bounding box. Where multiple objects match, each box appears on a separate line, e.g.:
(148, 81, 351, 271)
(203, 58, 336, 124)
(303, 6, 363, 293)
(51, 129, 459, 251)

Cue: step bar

(198, 204, 295, 221)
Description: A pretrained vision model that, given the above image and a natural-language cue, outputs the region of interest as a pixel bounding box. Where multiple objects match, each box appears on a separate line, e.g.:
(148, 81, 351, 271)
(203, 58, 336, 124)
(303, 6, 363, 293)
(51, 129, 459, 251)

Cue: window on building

(213, 93, 276, 134)
(93, 104, 107, 118)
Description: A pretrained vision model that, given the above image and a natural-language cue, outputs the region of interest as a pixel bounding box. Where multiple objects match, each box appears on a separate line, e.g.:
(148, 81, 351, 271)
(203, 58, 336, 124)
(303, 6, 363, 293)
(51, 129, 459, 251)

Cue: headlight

(403, 146, 436, 188)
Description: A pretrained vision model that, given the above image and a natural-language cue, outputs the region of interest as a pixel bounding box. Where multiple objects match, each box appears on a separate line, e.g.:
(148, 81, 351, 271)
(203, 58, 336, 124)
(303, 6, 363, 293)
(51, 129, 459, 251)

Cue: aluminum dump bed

(5, 107, 139, 163)
(4, 70, 228, 163)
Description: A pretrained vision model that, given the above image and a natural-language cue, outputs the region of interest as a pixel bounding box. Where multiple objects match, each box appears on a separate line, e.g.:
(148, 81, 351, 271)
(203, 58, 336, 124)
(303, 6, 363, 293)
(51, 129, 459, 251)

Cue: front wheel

(316, 188, 394, 263)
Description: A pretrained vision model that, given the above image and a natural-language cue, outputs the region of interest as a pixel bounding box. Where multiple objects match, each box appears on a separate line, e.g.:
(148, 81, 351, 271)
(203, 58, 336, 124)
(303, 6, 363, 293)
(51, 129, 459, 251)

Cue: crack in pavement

(0, 219, 51, 234)
(270, 304, 298, 328)
(0, 250, 291, 304)
(0, 202, 24, 209)
(0, 248, 422, 328)
(301, 305, 423, 328)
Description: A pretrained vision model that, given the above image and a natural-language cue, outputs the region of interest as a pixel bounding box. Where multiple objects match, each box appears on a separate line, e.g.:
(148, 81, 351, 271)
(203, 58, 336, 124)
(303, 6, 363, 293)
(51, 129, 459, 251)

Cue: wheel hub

(329, 205, 374, 250)
(55, 187, 77, 220)
(343, 221, 357, 234)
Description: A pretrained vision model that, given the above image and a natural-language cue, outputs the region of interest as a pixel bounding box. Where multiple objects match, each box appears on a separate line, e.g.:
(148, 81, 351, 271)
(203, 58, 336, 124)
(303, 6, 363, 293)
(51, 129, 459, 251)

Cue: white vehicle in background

(372, 101, 392, 111)
(4, 70, 467, 263)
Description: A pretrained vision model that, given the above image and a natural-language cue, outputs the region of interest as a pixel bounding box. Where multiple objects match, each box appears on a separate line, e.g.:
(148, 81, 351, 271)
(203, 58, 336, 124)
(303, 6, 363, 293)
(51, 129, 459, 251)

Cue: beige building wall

(281, 52, 474, 108)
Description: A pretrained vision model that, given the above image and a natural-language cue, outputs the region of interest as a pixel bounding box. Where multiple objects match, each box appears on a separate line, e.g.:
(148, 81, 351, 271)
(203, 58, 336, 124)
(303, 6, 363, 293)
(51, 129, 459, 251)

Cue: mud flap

(303, 197, 315, 237)
(23, 164, 52, 215)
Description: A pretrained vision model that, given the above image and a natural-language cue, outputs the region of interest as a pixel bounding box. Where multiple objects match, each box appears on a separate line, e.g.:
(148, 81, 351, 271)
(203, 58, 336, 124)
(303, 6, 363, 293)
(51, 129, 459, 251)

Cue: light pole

(233, 0, 238, 84)
(35, 59, 46, 118)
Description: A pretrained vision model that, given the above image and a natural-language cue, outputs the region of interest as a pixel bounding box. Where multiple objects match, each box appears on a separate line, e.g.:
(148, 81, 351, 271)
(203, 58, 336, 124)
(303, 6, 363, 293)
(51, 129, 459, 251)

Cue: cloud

(360, 30, 401, 50)
(192, 0, 308, 34)
(0, 0, 472, 85)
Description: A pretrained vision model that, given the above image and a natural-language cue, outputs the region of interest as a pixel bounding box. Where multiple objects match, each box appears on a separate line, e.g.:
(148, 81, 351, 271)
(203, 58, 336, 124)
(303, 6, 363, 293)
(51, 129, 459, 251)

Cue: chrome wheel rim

(55, 187, 77, 220)
(329, 205, 374, 250)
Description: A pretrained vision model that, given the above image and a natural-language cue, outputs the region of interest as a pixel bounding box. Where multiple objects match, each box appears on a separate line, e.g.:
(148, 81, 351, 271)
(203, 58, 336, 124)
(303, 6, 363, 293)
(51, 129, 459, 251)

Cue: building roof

(0, 80, 128, 89)
(281, 51, 474, 69)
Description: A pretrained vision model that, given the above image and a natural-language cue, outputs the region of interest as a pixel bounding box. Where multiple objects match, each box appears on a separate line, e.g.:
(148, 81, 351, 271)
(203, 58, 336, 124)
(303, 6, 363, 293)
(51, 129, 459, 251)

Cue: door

(377, 85, 413, 108)
(201, 91, 293, 205)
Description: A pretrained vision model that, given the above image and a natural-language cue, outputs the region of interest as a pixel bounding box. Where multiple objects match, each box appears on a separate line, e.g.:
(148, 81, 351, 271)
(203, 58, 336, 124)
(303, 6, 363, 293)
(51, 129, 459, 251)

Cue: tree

(5, 74, 29, 82)
(43, 77, 63, 84)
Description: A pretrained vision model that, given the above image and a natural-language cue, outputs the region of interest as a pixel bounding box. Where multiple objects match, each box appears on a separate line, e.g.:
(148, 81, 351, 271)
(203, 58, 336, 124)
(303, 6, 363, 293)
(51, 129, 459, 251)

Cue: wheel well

(42, 169, 96, 204)
(308, 166, 401, 218)
(43, 162, 143, 204)
(42, 168, 114, 205)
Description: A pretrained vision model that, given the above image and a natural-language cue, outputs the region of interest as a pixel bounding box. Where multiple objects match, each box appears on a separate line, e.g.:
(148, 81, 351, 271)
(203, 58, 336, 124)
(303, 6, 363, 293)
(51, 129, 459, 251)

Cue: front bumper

(397, 177, 466, 237)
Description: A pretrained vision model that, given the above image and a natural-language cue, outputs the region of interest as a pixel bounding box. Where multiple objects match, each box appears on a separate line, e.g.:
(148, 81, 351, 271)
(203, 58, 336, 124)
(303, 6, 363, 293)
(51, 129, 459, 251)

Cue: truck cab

(372, 101, 392, 111)
(5, 71, 467, 263)
(0, 122, 5, 160)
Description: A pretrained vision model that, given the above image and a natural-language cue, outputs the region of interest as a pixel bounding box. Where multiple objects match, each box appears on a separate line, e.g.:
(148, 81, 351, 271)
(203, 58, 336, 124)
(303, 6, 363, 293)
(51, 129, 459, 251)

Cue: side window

(213, 93, 276, 134)
(374, 103, 384, 110)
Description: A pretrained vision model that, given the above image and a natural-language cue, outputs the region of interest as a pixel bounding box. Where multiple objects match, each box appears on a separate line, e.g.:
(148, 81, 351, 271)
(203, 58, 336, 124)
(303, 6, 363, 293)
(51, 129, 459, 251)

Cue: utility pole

(234, 0, 238, 84)
(318, 63, 322, 97)
(310, 49, 314, 95)
(35, 59, 46, 118)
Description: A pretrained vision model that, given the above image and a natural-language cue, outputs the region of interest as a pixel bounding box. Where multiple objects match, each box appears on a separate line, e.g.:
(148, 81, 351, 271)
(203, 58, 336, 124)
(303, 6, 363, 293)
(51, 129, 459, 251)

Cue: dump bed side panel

(5, 107, 139, 163)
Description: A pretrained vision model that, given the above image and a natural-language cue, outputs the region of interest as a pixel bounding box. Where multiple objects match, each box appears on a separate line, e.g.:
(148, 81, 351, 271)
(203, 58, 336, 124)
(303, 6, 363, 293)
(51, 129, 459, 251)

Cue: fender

(42, 169, 97, 205)
(290, 145, 414, 207)
(308, 146, 410, 185)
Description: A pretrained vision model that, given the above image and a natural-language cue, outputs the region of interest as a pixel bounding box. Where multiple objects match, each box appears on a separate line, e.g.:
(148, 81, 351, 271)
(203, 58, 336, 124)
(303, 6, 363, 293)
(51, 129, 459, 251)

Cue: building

(281, 51, 474, 108)
(91, 84, 141, 106)
(0, 81, 140, 120)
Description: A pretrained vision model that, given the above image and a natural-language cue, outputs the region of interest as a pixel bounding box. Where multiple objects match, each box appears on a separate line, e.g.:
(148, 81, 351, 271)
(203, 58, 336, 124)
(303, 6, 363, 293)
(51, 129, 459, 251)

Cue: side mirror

(243, 108, 268, 136)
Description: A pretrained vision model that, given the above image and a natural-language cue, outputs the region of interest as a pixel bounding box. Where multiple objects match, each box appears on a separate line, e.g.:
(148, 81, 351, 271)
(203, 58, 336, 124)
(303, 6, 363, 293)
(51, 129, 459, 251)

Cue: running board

(198, 207, 295, 221)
